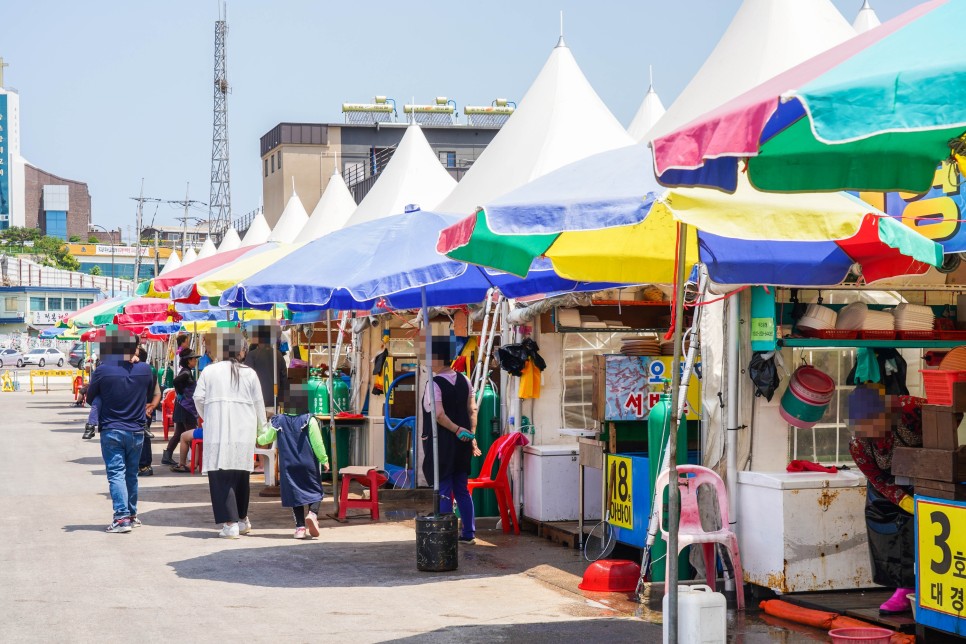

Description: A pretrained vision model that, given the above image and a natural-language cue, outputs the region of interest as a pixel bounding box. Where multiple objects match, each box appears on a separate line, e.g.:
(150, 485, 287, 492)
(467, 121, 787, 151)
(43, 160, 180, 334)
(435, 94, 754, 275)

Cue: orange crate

(859, 330, 896, 340)
(897, 331, 937, 341)
(921, 369, 966, 406)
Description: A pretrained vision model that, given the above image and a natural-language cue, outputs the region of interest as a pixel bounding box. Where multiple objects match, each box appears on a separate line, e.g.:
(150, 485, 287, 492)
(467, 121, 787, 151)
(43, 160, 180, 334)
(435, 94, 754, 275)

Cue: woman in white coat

(194, 330, 268, 538)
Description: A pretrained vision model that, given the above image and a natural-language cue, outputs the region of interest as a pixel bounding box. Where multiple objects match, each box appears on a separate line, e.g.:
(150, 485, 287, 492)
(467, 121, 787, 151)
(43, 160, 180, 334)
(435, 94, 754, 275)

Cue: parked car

(0, 348, 24, 368)
(68, 343, 87, 368)
(22, 347, 66, 368)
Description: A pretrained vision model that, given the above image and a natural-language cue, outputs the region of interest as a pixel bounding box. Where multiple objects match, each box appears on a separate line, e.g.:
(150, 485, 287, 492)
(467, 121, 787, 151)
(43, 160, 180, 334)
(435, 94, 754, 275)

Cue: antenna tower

(208, 2, 232, 242)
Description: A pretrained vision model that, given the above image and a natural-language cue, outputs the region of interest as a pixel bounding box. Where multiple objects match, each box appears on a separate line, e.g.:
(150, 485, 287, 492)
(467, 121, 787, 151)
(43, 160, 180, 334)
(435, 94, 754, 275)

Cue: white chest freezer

(737, 470, 875, 593)
(522, 444, 602, 522)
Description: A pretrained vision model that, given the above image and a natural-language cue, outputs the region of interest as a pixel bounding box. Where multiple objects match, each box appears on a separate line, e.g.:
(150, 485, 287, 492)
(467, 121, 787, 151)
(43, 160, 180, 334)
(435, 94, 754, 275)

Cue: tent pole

(327, 309, 339, 513)
(421, 287, 441, 515)
(726, 289, 740, 535)
(666, 223, 689, 644)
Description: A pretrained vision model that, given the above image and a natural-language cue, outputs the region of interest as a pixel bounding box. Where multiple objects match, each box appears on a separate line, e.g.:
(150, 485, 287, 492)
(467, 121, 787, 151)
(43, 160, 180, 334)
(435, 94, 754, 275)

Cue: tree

(88, 265, 102, 276)
(0, 226, 41, 252)
(87, 236, 99, 244)
(33, 236, 80, 272)
(69, 235, 81, 243)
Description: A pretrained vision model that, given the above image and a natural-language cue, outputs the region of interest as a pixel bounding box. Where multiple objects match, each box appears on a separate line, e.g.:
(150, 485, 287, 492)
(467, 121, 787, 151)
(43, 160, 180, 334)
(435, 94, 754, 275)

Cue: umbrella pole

(326, 309, 339, 513)
(666, 223, 689, 644)
(421, 287, 440, 516)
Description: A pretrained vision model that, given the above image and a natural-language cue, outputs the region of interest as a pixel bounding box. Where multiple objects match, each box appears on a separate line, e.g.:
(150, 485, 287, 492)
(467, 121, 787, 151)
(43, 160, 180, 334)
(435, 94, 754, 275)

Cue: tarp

(342, 124, 455, 227)
(435, 39, 634, 214)
(299, 170, 357, 240)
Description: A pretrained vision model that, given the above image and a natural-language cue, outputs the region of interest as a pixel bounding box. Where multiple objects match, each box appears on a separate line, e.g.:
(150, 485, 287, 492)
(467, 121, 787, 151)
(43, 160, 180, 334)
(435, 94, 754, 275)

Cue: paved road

(0, 386, 816, 643)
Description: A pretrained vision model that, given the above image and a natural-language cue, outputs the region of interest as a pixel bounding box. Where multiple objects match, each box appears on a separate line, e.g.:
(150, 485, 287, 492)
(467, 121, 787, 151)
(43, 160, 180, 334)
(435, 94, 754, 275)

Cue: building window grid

(47, 298, 62, 311)
(29, 297, 46, 311)
(79, 298, 94, 308)
(4, 297, 17, 311)
(264, 158, 268, 177)
(271, 155, 275, 173)
(63, 298, 77, 311)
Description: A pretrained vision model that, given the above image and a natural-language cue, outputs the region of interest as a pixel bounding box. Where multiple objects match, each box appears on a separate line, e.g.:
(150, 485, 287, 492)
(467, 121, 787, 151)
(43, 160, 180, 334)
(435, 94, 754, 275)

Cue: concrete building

(66, 243, 175, 282)
(0, 85, 92, 239)
(138, 224, 209, 251)
(0, 285, 102, 334)
(257, 122, 501, 228)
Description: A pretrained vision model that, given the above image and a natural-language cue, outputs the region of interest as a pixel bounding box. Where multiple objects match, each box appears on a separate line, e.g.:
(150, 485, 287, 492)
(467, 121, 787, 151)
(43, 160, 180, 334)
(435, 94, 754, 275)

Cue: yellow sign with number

(607, 455, 633, 530)
(917, 497, 966, 617)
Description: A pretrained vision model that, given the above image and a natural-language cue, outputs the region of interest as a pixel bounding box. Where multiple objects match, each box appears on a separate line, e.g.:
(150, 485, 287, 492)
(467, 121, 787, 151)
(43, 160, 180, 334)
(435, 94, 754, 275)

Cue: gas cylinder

(647, 390, 689, 583)
(471, 382, 500, 516)
(307, 370, 351, 415)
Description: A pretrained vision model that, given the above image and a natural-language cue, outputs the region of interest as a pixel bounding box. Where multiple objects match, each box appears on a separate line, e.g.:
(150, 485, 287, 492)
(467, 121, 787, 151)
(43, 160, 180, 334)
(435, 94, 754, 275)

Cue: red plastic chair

(467, 432, 529, 534)
(654, 464, 745, 610)
(189, 438, 203, 475)
(161, 389, 176, 441)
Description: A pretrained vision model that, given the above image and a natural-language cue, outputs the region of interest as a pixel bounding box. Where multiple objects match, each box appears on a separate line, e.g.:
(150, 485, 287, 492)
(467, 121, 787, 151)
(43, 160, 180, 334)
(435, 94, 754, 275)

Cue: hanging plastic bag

(497, 344, 528, 376)
(749, 351, 781, 402)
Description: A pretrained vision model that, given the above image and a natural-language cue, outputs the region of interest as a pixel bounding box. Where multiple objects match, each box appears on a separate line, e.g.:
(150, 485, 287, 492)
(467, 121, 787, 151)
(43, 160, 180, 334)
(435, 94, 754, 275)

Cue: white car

(22, 347, 66, 368)
(0, 348, 24, 368)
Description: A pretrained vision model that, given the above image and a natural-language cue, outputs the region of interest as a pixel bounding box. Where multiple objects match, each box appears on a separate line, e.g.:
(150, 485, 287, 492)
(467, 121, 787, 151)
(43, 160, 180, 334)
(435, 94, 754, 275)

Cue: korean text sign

(916, 496, 966, 636)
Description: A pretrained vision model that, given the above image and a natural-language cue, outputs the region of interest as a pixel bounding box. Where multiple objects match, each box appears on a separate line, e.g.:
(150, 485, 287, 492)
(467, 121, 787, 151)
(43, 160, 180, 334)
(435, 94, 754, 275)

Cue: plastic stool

(189, 439, 203, 474)
(338, 466, 387, 521)
(254, 446, 277, 485)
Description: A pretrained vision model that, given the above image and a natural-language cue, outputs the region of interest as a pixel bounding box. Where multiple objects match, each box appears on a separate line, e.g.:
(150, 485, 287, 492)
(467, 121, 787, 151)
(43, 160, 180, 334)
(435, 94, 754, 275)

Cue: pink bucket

(828, 627, 893, 644)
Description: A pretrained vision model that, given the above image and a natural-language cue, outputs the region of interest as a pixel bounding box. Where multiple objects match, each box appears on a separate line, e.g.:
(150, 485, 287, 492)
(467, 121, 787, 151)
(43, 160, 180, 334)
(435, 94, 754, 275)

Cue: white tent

(267, 191, 310, 243)
(299, 170, 357, 240)
(240, 212, 272, 247)
(158, 251, 181, 276)
(645, 0, 855, 141)
(217, 227, 241, 253)
(344, 123, 456, 227)
(852, 0, 881, 33)
(436, 38, 634, 214)
(181, 247, 198, 266)
(627, 79, 666, 142)
(197, 236, 217, 260)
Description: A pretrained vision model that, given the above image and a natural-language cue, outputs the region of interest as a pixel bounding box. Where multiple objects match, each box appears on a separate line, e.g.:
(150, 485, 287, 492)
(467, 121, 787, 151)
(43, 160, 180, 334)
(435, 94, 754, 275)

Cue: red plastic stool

(189, 439, 203, 475)
(338, 466, 388, 521)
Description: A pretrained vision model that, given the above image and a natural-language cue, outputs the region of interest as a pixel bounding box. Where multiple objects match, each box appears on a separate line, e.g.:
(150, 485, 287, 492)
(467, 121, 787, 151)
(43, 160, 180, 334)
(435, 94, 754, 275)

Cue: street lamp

(90, 225, 116, 296)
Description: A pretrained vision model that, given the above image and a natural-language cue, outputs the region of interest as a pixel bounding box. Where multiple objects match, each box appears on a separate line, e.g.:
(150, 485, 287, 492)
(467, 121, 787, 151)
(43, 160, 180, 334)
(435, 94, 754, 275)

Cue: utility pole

(167, 182, 206, 254)
(129, 179, 161, 283)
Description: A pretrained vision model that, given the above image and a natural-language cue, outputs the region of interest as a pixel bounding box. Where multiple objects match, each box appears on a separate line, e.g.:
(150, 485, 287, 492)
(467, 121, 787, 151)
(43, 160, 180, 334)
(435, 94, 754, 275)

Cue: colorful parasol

(437, 145, 942, 286)
(651, 0, 966, 194)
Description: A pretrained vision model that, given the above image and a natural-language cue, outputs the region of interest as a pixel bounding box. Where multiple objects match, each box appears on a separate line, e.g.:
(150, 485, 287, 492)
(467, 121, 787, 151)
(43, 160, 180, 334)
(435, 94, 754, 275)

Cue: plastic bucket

(415, 513, 458, 572)
(789, 366, 835, 403)
(828, 627, 893, 643)
(780, 386, 830, 429)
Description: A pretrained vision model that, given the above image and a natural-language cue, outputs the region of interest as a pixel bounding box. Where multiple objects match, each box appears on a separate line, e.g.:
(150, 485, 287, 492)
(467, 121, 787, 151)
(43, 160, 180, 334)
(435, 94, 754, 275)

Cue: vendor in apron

(847, 385, 923, 615)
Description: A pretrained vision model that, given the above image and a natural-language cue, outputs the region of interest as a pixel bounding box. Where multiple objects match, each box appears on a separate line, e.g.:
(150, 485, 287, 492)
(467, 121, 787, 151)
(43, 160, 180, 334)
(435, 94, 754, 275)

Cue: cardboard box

(921, 404, 965, 449)
(892, 446, 966, 481)
(915, 481, 966, 501)
(914, 478, 966, 493)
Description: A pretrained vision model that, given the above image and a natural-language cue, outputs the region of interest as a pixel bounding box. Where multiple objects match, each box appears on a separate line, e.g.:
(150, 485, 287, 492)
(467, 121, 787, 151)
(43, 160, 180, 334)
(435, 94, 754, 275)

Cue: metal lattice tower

(208, 3, 231, 241)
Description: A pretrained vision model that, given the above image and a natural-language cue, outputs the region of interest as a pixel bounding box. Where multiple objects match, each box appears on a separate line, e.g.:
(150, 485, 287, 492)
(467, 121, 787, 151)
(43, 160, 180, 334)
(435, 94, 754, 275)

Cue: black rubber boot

(160, 449, 175, 466)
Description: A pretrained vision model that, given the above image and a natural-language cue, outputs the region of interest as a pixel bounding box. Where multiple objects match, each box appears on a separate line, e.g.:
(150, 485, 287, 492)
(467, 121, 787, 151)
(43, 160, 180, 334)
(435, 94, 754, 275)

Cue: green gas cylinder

(470, 383, 500, 517)
(647, 390, 689, 583)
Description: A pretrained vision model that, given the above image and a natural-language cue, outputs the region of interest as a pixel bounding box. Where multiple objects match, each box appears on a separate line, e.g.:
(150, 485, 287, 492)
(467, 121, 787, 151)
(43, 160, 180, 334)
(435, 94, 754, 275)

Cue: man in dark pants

(134, 346, 162, 477)
(87, 331, 156, 533)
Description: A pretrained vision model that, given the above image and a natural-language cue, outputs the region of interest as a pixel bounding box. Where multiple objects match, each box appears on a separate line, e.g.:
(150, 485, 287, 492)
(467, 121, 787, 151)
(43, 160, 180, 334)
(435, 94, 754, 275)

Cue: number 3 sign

(916, 497, 966, 636)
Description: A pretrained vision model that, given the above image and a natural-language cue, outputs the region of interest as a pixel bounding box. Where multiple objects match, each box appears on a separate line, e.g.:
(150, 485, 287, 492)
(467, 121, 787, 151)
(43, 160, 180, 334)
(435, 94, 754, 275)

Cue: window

(79, 298, 94, 308)
(277, 151, 281, 170)
(439, 151, 456, 169)
(29, 297, 46, 311)
(63, 298, 77, 311)
(45, 211, 68, 241)
(271, 155, 275, 173)
(4, 297, 16, 311)
(47, 297, 62, 310)
(264, 158, 268, 178)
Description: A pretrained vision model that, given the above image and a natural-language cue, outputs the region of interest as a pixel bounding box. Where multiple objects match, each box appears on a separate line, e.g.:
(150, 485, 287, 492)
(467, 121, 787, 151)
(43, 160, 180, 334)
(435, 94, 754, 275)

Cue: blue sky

(2, 1, 913, 240)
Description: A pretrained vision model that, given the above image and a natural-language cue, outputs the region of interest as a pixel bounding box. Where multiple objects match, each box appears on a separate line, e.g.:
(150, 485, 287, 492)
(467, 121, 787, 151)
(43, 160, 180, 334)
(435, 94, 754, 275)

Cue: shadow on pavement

(69, 457, 103, 466)
(168, 540, 509, 589)
(386, 617, 656, 643)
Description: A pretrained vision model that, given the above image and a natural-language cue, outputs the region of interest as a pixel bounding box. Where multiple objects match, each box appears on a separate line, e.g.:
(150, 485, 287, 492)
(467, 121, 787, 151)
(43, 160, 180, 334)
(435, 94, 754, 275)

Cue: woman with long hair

(164, 351, 201, 471)
(194, 330, 268, 538)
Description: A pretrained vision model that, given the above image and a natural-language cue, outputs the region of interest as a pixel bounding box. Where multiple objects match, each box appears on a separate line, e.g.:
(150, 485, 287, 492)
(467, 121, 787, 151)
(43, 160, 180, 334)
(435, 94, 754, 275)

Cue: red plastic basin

(828, 627, 893, 644)
(578, 559, 641, 593)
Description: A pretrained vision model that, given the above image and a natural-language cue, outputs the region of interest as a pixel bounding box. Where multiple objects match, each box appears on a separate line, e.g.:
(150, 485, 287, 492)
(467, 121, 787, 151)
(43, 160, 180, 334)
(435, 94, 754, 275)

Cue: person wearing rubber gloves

(847, 385, 923, 615)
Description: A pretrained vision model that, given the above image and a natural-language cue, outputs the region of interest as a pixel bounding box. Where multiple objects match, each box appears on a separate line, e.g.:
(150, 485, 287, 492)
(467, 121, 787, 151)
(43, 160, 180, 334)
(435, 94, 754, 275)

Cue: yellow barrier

(1, 371, 15, 392)
(30, 369, 84, 394)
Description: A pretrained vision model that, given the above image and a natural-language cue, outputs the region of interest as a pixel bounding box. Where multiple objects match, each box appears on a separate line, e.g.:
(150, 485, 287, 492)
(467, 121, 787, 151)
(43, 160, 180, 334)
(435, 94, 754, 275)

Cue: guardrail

(29, 368, 84, 394)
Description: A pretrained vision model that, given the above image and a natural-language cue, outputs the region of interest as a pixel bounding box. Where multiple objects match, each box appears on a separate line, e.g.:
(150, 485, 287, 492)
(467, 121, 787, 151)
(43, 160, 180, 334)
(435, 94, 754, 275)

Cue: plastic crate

(896, 331, 937, 340)
(920, 369, 966, 406)
(859, 330, 896, 340)
(808, 329, 859, 340)
(939, 330, 966, 341)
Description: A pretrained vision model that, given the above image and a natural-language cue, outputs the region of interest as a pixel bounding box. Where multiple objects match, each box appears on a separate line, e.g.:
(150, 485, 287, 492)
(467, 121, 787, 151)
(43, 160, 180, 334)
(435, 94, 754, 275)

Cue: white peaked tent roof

(436, 39, 634, 214)
(197, 236, 217, 260)
(241, 212, 272, 247)
(217, 227, 241, 253)
(853, 0, 881, 33)
(344, 124, 456, 227)
(627, 82, 666, 142)
(158, 251, 181, 276)
(645, 0, 855, 141)
(182, 247, 198, 266)
(268, 191, 310, 243)
(299, 171, 358, 240)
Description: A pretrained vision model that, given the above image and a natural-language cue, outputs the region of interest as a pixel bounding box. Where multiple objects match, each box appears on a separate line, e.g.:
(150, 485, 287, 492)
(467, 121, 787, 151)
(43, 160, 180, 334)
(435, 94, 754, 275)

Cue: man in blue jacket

(87, 330, 157, 533)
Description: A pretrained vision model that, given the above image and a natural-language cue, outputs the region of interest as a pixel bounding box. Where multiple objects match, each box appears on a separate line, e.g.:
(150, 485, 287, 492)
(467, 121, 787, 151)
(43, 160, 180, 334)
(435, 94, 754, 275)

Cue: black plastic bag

(749, 351, 780, 402)
(865, 484, 915, 588)
(498, 338, 547, 376)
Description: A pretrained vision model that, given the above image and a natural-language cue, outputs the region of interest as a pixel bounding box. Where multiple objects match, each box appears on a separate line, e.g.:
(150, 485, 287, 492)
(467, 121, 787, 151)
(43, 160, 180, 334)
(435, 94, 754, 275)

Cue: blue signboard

(0, 93, 8, 225)
(855, 163, 966, 254)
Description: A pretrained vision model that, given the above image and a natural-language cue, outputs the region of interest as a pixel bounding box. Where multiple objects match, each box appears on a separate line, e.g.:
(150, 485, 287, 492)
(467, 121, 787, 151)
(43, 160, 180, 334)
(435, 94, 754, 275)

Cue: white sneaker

(219, 523, 239, 539)
(238, 516, 252, 535)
